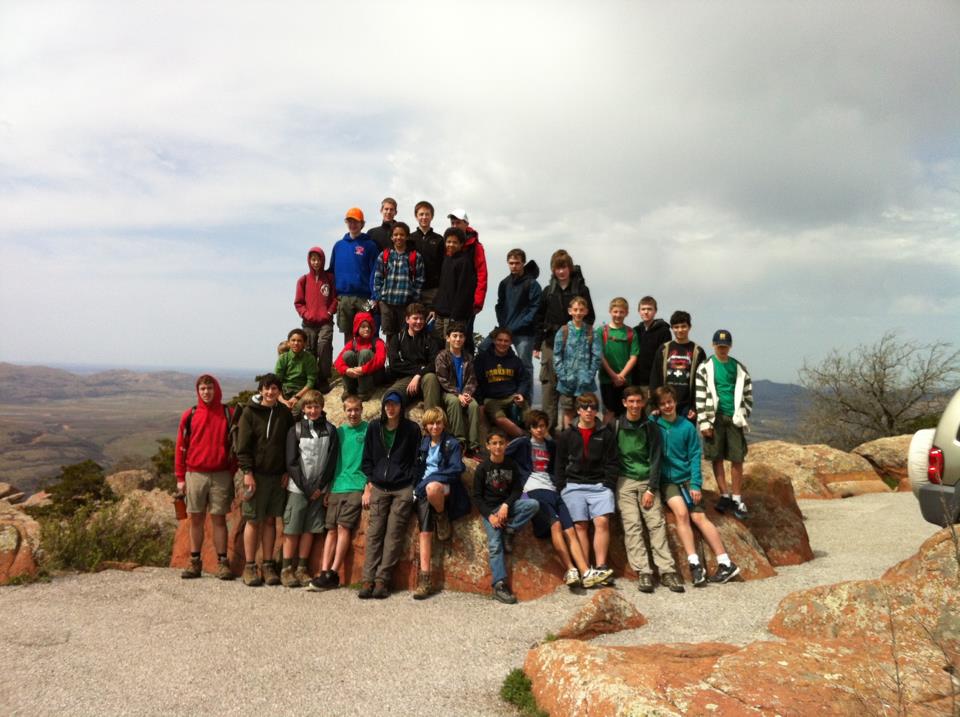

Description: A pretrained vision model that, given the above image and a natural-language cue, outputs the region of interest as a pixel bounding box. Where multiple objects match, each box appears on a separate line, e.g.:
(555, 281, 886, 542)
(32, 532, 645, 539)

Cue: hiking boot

(435, 510, 452, 542)
(242, 563, 262, 587)
(280, 566, 300, 588)
(372, 580, 389, 599)
(660, 572, 686, 593)
(180, 557, 202, 579)
(733, 501, 748, 520)
(412, 571, 433, 600)
(637, 573, 655, 593)
(709, 562, 741, 584)
(216, 561, 235, 581)
(503, 529, 515, 554)
(563, 567, 580, 587)
(714, 495, 735, 514)
(493, 580, 517, 604)
(262, 561, 281, 586)
(294, 565, 311, 586)
(690, 563, 707, 588)
(357, 581, 375, 599)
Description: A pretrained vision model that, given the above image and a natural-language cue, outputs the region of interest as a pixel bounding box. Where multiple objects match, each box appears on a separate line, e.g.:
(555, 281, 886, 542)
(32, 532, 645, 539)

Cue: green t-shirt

(598, 324, 640, 384)
(331, 421, 368, 493)
(617, 419, 651, 480)
(712, 356, 738, 416)
(383, 427, 396, 452)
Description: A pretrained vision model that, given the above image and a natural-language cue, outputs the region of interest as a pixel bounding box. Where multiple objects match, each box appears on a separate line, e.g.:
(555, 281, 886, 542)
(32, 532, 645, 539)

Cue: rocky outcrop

(0, 482, 26, 505)
(0, 502, 41, 584)
(105, 469, 158, 496)
(853, 434, 913, 491)
(747, 440, 890, 499)
(555, 588, 646, 640)
(526, 527, 960, 716)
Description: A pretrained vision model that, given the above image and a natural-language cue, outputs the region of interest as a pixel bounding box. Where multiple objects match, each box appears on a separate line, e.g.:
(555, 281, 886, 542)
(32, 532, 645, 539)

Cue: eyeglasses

(577, 404, 598, 411)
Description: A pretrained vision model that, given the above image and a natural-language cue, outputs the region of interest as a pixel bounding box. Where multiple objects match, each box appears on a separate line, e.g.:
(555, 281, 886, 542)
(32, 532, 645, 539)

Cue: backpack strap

(295, 422, 302, 440)
(180, 406, 198, 454)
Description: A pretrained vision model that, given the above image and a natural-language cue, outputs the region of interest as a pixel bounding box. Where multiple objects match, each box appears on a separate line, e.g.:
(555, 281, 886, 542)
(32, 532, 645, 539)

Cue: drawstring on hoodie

(266, 405, 274, 439)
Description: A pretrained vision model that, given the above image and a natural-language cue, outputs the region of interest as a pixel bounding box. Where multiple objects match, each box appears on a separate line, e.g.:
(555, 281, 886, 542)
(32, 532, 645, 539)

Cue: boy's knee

(593, 514, 610, 529)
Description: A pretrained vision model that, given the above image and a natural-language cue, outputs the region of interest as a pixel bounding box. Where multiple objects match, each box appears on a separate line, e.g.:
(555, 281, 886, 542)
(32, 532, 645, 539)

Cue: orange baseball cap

(345, 207, 365, 222)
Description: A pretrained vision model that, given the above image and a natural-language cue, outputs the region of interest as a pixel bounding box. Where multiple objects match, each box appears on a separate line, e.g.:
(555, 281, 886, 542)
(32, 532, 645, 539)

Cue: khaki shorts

(283, 491, 326, 535)
(558, 393, 576, 413)
(483, 396, 524, 422)
(324, 490, 363, 530)
(662, 481, 705, 513)
(702, 414, 748, 463)
(185, 470, 234, 515)
(241, 473, 286, 522)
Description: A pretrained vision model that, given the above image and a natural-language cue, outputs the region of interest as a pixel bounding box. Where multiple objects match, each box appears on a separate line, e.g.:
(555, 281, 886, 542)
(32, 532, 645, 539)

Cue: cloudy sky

(1, 1, 957, 383)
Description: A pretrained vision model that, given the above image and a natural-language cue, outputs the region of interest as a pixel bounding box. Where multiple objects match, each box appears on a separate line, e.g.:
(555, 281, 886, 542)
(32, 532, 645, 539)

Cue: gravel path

(0, 493, 938, 716)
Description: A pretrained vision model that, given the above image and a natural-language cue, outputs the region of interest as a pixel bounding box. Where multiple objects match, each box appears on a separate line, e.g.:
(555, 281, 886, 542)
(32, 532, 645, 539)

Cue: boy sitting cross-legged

(505, 409, 595, 589)
(616, 386, 684, 594)
(654, 385, 739, 586)
(308, 393, 368, 591)
(411, 408, 471, 600)
(281, 390, 338, 587)
(433, 322, 482, 456)
(473, 429, 540, 604)
(556, 392, 617, 588)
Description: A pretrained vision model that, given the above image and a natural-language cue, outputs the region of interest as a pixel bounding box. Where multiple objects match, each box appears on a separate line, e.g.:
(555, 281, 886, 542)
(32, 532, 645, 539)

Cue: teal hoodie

(654, 415, 702, 490)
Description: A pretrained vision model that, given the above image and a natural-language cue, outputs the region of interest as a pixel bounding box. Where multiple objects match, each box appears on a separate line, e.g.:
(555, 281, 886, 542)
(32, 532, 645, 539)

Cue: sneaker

(690, 563, 707, 588)
(435, 510, 452, 542)
(306, 572, 329, 592)
(372, 580, 389, 599)
(294, 565, 311, 586)
(412, 570, 433, 600)
(581, 565, 614, 589)
(180, 557, 202, 579)
(503, 529, 515, 554)
(262, 561, 281, 586)
(280, 566, 300, 588)
(714, 495, 735, 514)
(242, 563, 262, 587)
(733, 501, 748, 520)
(357, 581, 375, 599)
(493, 580, 517, 604)
(563, 567, 580, 587)
(216, 561, 235, 581)
(660, 572, 686, 593)
(637, 573, 655, 593)
(324, 569, 340, 589)
(709, 562, 741, 584)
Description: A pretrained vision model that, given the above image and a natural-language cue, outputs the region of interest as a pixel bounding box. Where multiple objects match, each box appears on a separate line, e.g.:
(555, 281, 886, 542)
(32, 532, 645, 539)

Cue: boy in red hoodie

(334, 312, 386, 401)
(175, 375, 236, 580)
(294, 247, 337, 393)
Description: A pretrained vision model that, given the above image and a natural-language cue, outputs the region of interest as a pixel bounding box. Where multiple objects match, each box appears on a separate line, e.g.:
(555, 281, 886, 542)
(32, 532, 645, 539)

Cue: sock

(717, 553, 731, 567)
(217, 553, 227, 563)
(281, 558, 293, 570)
(190, 551, 200, 560)
(245, 561, 256, 567)
(725, 493, 733, 499)
(688, 555, 700, 566)
(733, 494, 742, 504)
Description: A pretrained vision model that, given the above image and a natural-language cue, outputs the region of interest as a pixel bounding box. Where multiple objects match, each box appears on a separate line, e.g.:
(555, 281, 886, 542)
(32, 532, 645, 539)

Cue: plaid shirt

(373, 249, 425, 305)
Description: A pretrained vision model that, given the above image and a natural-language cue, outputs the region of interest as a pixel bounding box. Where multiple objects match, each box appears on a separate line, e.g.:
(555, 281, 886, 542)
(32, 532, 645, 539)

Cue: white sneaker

(564, 567, 580, 586)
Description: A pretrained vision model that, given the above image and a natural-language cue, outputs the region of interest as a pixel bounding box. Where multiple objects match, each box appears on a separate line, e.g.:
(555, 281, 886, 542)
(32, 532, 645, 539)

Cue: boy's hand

(407, 375, 420, 395)
(532, 350, 541, 360)
(690, 489, 702, 504)
(281, 473, 289, 489)
(176, 480, 186, 495)
(488, 513, 502, 528)
(498, 504, 509, 523)
(613, 373, 626, 387)
(701, 428, 714, 438)
(242, 473, 256, 500)
(641, 490, 654, 509)
(362, 485, 372, 509)
(459, 393, 471, 407)
(512, 394, 524, 405)
(322, 492, 330, 506)
(686, 408, 697, 420)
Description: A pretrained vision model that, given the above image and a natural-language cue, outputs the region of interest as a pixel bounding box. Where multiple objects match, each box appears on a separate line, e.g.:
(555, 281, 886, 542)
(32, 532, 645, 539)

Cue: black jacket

(472, 457, 524, 517)
(367, 222, 397, 252)
(410, 227, 445, 291)
(632, 318, 672, 386)
(387, 330, 436, 379)
(555, 421, 619, 492)
(237, 396, 295, 476)
(361, 400, 421, 489)
(434, 249, 477, 321)
(534, 265, 595, 347)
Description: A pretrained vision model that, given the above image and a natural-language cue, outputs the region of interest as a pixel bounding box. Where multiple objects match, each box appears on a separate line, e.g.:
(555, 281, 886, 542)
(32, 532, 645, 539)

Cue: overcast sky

(1, 1, 958, 383)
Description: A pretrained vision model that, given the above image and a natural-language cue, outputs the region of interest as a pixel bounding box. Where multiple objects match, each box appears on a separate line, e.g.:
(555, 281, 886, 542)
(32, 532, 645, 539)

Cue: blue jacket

(495, 261, 542, 337)
(655, 415, 703, 490)
(553, 321, 601, 396)
(413, 432, 472, 521)
(505, 434, 556, 484)
(329, 233, 378, 298)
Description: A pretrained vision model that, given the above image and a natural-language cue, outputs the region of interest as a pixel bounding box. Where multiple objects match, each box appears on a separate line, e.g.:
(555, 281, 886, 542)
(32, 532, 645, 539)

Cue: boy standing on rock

(695, 330, 753, 519)
(294, 247, 337, 393)
(329, 207, 378, 345)
(631, 296, 671, 392)
(175, 374, 236, 580)
(649, 310, 706, 421)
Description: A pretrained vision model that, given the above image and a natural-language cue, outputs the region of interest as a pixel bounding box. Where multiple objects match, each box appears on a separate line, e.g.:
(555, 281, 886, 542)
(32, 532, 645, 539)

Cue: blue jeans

(513, 334, 536, 402)
(480, 497, 539, 586)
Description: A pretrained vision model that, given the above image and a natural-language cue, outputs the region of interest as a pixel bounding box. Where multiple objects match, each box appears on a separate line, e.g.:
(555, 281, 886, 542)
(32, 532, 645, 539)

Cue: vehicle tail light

(928, 447, 944, 484)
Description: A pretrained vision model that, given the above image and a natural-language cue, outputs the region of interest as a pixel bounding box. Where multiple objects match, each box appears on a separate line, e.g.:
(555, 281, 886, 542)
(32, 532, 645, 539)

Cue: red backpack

(601, 324, 634, 348)
(382, 249, 418, 281)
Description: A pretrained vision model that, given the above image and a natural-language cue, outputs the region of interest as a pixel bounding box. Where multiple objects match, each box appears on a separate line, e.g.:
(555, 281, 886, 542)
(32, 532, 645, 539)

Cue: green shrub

(150, 438, 177, 493)
(39, 501, 174, 572)
(28, 460, 115, 520)
(500, 669, 548, 717)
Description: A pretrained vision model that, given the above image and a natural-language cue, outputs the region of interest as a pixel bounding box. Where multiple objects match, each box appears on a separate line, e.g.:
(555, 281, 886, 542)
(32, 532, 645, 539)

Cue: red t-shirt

(578, 426, 594, 458)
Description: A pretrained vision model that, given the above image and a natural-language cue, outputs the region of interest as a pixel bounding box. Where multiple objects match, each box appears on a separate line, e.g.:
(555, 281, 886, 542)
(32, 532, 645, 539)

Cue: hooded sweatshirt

(632, 318, 672, 385)
(361, 393, 422, 489)
(475, 342, 531, 399)
(334, 312, 387, 376)
(329, 232, 378, 298)
(285, 413, 339, 496)
(655, 415, 703, 490)
(237, 394, 295, 476)
(495, 260, 542, 337)
(174, 376, 234, 479)
(294, 247, 338, 326)
(433, 247, 477, 320)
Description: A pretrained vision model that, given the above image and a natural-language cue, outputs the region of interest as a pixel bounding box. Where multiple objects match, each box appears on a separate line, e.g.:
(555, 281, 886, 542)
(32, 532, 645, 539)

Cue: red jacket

(294, 246, 338, 325)
(174, 376, 235, 479)
(464, 227, 488, 312)
(334, 311, 386, 376)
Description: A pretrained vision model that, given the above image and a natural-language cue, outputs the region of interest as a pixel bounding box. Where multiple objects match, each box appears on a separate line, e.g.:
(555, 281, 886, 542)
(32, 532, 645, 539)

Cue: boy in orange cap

(329, 207, 379, 344)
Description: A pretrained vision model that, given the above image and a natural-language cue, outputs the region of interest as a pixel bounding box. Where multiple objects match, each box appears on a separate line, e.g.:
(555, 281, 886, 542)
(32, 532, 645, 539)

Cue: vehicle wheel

(907, 428, 935, 497)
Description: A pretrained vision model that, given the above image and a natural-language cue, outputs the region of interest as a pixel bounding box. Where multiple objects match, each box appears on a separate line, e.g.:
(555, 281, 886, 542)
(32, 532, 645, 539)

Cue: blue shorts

(560, 483, 615, 522)
(527, 489, 574, 538)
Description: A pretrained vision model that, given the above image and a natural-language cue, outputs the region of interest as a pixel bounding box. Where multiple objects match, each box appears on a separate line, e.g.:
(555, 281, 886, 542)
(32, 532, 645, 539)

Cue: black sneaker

(690, 563, 707, 587)
(493, 580, 517, 604)
(503, 529, 515, 554)
(732, 501, 748, 520)
(714, 496, 735, 514)
(709, 562, 741, 584)
(325, 569, 340, 588)
(306, 572, 331, 592)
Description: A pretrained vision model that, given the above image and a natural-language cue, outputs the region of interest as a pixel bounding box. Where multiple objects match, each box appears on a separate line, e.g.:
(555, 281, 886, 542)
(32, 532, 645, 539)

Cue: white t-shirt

(522, 438, 556, 493)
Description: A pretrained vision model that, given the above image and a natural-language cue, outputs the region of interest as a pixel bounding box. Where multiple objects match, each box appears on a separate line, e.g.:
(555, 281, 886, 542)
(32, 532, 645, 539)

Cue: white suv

(910, 388, 960, 526)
